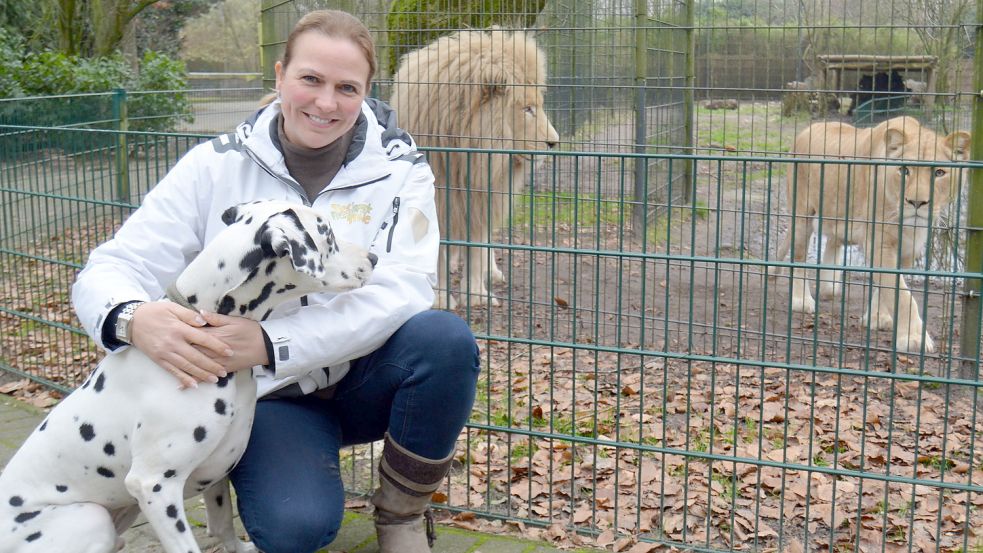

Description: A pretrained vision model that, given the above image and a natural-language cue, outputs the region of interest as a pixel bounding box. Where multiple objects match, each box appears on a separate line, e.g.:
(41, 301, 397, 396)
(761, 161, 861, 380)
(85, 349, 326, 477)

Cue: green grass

(513, 191, 626, 229)
(694, 103, 810, 155)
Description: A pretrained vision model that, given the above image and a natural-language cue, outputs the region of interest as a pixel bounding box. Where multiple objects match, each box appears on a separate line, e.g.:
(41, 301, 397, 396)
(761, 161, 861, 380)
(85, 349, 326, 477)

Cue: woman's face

(274, 32, 370, 149)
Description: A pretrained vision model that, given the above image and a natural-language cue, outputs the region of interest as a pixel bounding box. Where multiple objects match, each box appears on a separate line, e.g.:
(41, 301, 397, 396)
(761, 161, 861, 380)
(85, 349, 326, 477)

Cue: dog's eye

(934, 168, 946, 177)
(898, 167, 910, 176)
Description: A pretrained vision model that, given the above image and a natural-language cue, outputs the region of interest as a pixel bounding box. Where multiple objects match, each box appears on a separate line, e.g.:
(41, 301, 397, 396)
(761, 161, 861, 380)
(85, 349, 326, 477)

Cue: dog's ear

(257, 209, 326, 279)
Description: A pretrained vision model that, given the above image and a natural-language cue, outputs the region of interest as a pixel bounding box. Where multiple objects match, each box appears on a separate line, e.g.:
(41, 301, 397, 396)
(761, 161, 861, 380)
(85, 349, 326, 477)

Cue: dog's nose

(368, 253, 379, 267)
(907, 199, 928, 210)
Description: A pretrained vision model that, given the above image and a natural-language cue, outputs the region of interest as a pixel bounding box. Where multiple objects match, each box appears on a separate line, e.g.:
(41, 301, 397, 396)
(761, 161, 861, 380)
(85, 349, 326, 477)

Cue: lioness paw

(863, 311, 894, 331)
(896, 332, 935, 354)
(791, 293, 816, 314)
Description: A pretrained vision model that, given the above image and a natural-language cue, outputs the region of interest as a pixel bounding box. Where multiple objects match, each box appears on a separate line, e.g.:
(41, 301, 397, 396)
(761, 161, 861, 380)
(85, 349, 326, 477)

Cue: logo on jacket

(331, 202, 373, 224)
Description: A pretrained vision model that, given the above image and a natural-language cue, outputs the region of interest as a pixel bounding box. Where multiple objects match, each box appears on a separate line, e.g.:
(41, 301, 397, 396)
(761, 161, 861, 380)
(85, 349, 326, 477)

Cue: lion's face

(881, 126, 971, 225)
(511, 85, 559, 161)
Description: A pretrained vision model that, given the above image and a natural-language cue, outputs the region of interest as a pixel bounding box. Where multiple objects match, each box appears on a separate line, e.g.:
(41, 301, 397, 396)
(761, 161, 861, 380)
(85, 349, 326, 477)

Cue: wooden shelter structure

(817, 54, 938, 114)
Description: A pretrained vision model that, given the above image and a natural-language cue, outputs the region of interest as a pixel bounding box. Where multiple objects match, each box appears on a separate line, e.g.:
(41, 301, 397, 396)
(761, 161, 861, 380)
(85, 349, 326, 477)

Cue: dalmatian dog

(0, 200, 376, 553)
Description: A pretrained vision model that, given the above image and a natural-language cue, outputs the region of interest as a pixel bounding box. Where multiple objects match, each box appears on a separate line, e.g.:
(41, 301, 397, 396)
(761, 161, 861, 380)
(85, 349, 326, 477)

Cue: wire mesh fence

(1, 0, 981, 550)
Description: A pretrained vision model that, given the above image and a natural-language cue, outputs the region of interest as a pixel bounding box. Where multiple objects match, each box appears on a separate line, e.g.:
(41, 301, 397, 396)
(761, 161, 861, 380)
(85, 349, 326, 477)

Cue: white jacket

(72, 99, 440, 397)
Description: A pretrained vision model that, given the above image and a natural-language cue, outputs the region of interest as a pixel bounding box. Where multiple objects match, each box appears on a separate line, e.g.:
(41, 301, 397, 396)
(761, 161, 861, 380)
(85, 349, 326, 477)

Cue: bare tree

(180, 0, 260, 71)
(902, 0, 975, 98)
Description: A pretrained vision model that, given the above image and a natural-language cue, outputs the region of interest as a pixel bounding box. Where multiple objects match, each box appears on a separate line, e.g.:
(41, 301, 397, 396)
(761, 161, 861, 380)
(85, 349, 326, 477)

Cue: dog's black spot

(194, 426, 207, 442)
(244, 216, 253, 225)
(302, 231, 316, 251)
(317, 223, 330, 236)
(97, 467, 115, 478)
(239, 304, 247, 315)
(246, 282, 275, 312)
(25, 531, 41, 542)
(80, 423, 95, 441)
(240, 247, 265, 271)
(94, 372, 105, 392)
(217, 295, 235, 315)
(55, 485, 68, 493)
(153, 484, 162, 492)
(266, 261, 277, 275)
(198, 479, 212, 487)
(137, 422, 142, 429)
(216, 374, 232, 388)
(103, 442, 115, 456)
(215, 493, 224, 507)
(176, 520, 186, 533)
(164, 469, 176, 478)
(214, 399, 226, 415)
(15, 511, 40, 523)
(243, 266, 260, 284)
(276, 282, 297, 294)
(187, 294, 198, 305)
(340, 271, 349, 280)
(217, 260, 225, 269)
(261, 308, 273, 321)
(38, 420, 47, 432)
(307, 258, 316, 273)
(9, 496, 23, 507)
(166, 504, 178, 518)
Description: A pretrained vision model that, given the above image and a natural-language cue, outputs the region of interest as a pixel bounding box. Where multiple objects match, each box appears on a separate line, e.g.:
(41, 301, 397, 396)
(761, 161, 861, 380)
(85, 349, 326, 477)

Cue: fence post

(683, 0, 695, 204)
(632, 0, 648, 231)
(959, 4, 983, 380)
(112, 88, 130, 203)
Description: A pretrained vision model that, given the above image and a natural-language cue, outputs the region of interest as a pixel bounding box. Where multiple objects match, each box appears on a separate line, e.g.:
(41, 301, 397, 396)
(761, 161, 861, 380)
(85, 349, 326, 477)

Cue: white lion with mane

(390, 27, 559, 309)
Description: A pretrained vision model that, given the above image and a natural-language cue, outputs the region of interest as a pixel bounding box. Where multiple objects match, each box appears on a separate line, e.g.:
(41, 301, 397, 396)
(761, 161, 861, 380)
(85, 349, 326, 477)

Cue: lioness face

(883, 127, 971, 225)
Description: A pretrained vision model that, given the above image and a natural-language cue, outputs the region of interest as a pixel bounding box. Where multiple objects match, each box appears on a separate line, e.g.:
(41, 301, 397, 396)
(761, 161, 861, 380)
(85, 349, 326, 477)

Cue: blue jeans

(229, 310, 480, 553)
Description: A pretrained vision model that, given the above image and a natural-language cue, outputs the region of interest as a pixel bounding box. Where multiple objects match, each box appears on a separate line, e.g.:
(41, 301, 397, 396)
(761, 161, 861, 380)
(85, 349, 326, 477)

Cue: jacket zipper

(386, 197, 401, 253)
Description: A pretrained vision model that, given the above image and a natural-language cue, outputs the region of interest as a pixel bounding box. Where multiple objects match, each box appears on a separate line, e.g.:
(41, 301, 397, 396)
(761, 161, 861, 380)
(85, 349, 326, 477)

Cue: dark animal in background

(848, 70, 910, 115)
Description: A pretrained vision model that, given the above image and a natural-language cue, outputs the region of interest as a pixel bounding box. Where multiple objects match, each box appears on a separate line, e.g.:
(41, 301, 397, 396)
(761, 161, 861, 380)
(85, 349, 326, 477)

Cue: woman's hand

(129, 301, 234, 388)
(198, 311, 271, 372)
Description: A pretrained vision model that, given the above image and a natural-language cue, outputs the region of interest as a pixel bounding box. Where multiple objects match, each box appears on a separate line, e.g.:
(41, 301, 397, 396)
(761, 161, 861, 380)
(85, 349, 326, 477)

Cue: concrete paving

(0, 394, 603, 553)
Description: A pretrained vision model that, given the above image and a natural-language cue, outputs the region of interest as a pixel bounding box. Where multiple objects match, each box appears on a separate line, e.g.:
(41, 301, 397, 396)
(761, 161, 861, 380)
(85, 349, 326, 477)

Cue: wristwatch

(114, 301, 145, 345)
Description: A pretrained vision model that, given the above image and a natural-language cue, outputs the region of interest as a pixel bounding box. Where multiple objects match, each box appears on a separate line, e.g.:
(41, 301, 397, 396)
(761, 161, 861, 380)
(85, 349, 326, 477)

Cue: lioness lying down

(776, 116, 970, 353)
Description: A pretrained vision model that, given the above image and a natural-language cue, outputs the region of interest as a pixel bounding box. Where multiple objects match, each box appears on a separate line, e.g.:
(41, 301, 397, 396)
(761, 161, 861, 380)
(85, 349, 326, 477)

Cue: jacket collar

(236, 99, 414, 191)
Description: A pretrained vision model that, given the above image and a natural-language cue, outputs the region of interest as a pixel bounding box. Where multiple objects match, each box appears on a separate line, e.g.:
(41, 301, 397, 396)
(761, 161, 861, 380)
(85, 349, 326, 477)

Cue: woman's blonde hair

(261, 10, 376, 107)
(285, 10, 376, 87)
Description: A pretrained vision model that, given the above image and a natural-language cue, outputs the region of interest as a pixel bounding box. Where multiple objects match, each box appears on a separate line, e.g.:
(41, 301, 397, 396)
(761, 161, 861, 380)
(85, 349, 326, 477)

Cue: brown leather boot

(371, 433, 453, 553)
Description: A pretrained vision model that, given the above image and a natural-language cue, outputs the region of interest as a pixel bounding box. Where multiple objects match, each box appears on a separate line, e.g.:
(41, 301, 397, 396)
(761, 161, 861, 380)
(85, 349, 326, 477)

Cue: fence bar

(959, 2, 983, 379)
(112, 88, 129, 202)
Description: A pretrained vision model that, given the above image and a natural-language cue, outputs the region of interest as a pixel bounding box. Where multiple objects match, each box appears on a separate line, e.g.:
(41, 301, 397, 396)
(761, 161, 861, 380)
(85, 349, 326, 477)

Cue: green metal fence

(1, 0, 982, 550)
(2, 116, 981, 552)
